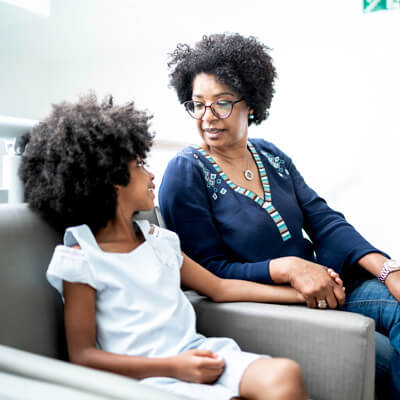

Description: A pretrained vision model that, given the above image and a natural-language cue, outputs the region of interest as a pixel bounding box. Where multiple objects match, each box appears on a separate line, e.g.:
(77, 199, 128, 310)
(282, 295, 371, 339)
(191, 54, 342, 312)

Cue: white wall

(0, 0, 398, 255)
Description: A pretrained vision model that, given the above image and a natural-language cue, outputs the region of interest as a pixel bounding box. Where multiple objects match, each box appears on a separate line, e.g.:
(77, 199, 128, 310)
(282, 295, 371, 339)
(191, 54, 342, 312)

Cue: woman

(19, 94, 308, 400)
(158, 33, 399, 399)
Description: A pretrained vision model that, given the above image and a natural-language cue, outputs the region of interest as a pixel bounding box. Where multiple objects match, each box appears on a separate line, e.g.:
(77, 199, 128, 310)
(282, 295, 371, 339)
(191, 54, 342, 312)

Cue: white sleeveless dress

(47, 220, 264, 399)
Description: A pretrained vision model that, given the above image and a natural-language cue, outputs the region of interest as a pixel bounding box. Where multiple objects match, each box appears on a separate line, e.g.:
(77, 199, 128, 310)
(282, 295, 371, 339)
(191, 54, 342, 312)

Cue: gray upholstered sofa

(0, 203, 376, 399)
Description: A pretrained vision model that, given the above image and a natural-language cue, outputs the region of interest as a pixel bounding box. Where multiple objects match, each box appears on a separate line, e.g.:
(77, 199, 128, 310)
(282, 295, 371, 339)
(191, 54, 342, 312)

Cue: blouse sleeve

(159, 154, 273, 283)
(280, 148, 389, 274)
(135, 219, 184, 268)
(46, 245, 98, 300)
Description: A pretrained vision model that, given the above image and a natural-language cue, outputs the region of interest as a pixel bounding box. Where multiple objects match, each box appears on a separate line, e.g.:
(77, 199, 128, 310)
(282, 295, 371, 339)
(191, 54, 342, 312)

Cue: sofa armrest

(186, 291, 375, 400)
(0, 371, 116, 400)
(0, 345, 185, 400)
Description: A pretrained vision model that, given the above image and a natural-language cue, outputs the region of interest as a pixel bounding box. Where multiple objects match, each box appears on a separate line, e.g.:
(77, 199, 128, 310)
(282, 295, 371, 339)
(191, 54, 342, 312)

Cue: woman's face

(191, 73, 252, 150)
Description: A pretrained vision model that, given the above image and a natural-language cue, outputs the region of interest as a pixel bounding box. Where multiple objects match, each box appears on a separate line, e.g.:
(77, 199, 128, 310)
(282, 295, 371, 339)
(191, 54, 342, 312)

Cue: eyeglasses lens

(185, 101, 233, 120)
(186, 101, 201, 119)
(212, 102, 232, 119)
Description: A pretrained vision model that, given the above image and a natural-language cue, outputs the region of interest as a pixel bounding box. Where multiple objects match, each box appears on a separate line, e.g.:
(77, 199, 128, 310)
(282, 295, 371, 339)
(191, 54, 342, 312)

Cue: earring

(249, 114, 255, 120)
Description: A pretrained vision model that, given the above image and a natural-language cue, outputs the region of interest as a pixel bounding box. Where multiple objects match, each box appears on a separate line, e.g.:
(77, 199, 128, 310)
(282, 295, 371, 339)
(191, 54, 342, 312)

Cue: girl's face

(191, 73, 252, 150)
(116, 159, 155, 214)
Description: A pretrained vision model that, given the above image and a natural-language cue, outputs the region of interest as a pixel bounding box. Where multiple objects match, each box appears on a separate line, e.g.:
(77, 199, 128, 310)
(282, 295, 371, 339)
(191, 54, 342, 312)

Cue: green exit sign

(364, 0, 400, 12)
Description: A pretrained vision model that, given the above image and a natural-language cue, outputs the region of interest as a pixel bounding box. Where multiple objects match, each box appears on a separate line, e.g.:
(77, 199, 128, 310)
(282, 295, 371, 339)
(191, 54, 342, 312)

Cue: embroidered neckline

(192, 141, 291, 242)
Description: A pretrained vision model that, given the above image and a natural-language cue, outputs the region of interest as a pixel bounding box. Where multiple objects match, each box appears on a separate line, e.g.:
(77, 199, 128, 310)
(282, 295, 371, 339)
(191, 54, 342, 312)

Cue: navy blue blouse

(159, 138, 384, 284)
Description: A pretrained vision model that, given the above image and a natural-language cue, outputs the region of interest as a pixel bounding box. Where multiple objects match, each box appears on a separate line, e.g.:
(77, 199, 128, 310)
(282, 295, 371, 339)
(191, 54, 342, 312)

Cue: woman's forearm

(212, 278, 304, 303)
(358, 252, 388, 276)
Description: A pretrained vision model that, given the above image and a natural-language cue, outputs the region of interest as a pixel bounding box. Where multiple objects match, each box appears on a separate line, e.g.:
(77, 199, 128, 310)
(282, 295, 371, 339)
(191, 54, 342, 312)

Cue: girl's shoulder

(135, 220, 183, 268)
(136, 220, 181, 248)
(52, 243, 86, 259)
(46, 243, 97, 297)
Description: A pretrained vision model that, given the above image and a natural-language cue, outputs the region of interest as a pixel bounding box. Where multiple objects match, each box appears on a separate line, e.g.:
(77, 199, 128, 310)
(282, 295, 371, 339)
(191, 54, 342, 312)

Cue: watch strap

(378, 259, 400, 283)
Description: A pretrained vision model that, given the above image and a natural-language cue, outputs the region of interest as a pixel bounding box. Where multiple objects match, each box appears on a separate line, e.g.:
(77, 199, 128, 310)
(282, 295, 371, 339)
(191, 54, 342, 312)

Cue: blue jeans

(341, 278, 399, 399)
(374, 331, 394, 399)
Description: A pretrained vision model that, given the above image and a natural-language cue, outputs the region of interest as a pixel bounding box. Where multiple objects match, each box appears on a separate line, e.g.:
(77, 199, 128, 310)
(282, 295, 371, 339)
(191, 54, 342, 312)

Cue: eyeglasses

(183, 99, 243, 120)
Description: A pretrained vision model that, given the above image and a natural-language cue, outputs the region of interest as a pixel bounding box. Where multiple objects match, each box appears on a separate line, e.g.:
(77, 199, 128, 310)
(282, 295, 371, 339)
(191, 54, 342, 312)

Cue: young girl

(19, 94, 340, 400)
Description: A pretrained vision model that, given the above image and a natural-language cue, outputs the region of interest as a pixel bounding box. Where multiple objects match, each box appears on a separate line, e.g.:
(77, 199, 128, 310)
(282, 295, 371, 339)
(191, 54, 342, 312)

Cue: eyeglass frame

(183, 98, 244, 120)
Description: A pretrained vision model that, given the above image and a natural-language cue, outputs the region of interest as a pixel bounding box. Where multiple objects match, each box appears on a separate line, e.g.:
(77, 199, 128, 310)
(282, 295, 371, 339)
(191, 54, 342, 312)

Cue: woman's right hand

(270, 256, 346, 309)
(169, 349, 225, 383)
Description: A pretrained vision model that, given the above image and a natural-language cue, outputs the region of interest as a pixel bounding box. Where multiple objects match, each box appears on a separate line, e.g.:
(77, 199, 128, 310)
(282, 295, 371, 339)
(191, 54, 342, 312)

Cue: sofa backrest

(0, 204, 66, 359)
(0, 203, 164, 360)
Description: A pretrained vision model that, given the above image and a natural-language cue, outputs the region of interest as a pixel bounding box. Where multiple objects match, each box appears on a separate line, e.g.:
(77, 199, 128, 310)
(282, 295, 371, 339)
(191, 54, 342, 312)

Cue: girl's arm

(63, 281, 224, 382)
(180, 253, 305, 304)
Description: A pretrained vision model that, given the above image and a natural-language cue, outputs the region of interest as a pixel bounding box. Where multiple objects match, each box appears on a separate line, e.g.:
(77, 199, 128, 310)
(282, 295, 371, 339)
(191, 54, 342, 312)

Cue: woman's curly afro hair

(168, 33, 277, 125)
(18, 93, 154, 234)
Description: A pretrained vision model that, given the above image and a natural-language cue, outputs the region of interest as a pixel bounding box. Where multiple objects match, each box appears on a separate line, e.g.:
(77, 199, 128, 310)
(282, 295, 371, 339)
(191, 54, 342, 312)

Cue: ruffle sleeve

(135, 220, 184, 269)
(46, 245, 98, 300)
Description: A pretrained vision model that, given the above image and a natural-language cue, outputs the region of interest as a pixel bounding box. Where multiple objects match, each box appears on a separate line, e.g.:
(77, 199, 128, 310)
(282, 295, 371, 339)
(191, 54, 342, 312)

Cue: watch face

(386, 260, 400, 271)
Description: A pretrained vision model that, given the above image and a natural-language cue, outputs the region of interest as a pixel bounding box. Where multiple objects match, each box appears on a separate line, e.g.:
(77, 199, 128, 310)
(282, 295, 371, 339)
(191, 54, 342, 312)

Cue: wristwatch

(378, 259, 400, 283)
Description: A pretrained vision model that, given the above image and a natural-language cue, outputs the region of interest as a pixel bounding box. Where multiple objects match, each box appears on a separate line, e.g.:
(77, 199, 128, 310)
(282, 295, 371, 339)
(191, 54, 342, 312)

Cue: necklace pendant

(244, 169, 254, 181)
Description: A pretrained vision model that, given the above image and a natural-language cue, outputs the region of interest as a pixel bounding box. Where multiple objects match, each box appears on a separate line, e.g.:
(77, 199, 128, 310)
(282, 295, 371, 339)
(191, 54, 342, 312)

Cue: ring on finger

(317, 299, 328, 309)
